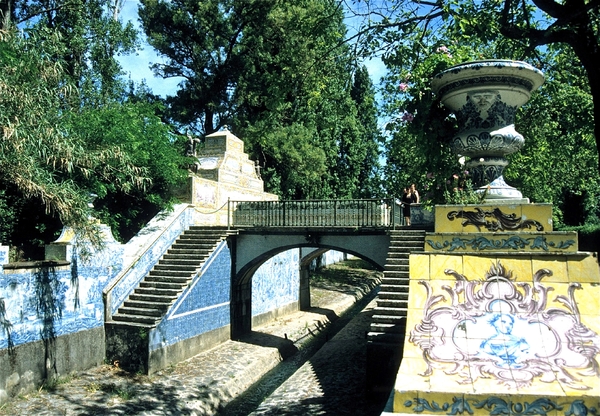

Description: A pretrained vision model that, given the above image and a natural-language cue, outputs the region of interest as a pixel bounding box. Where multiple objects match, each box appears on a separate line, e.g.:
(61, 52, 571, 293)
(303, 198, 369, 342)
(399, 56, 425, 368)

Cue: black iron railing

(228, 198, 402, 228)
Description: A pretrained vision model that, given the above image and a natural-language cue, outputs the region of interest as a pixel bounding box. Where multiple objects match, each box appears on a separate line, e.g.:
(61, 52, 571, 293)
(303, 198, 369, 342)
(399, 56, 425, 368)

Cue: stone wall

(0, 230, 123, 402)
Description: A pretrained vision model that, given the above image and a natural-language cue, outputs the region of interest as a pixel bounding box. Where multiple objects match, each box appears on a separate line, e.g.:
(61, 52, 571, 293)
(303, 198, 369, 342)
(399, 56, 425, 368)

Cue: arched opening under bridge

(228, 229, 391, 338)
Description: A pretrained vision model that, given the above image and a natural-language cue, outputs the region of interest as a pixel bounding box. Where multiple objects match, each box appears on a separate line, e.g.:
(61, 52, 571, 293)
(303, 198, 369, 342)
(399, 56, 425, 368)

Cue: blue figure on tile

(480, 313, 530, 368)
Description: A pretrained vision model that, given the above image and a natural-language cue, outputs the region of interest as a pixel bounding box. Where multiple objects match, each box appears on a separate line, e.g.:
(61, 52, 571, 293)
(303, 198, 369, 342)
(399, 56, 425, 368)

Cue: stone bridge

(229, 227, 393, 337)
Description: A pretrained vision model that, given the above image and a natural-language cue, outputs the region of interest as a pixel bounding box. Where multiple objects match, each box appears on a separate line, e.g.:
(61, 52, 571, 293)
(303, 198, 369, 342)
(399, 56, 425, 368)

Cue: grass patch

(99, 383, 137, 400)
(41, 373, 77, 392)
(311, 258, 379, 290)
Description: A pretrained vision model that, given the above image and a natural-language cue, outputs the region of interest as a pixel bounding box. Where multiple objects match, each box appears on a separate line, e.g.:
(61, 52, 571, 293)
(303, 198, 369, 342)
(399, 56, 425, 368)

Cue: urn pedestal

(431, 60, 544, 200)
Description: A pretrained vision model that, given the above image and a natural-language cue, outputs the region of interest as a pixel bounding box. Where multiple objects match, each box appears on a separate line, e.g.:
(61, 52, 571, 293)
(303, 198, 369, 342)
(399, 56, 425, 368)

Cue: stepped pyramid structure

(190, 128, 277, 225)
(388, 202, 600, 415)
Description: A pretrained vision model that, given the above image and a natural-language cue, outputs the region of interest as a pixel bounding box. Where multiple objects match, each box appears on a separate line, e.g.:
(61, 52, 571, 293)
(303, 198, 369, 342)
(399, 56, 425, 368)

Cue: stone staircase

(368, 230, 426, 345)
(111, 226, 233, 327)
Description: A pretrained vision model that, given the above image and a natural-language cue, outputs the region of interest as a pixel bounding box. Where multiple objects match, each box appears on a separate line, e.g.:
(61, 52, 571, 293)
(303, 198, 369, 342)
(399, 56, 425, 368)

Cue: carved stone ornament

(447, 207, 544, 231)
(432, 60, 544, 199)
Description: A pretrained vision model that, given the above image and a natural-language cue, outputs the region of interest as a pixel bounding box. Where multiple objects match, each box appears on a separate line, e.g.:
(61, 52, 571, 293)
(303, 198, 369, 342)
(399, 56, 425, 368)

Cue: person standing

(401, 187, 412, 226)
(410, 183, 420, 204)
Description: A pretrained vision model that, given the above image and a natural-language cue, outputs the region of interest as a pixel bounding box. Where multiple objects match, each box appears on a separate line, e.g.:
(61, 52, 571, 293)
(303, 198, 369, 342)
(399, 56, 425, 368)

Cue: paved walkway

(0, 269, 388, 415)
(247, 296, 384, 416)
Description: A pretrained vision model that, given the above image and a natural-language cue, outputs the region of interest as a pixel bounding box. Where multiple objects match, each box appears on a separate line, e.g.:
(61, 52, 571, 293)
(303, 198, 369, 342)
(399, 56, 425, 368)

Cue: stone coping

(2, 260, 71, 270)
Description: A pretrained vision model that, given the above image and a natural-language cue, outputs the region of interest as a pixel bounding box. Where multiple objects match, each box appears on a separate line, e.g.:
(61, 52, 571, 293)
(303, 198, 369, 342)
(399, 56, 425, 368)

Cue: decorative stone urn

(431, 60, 544, 199)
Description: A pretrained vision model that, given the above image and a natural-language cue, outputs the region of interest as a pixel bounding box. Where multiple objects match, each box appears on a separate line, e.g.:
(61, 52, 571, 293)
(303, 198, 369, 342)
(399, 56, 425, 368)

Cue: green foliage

(64, 101, 188, 240)
(350, 65, 384, 198)
(0, 11, 185, 255)
(442, 174, 487, 205)
(140, 0, 382, 199)
(368, 5, 600, 226)
(355, 0, 600, 227)
(0, 27, 106, 252)
(509, 46, 600, 226)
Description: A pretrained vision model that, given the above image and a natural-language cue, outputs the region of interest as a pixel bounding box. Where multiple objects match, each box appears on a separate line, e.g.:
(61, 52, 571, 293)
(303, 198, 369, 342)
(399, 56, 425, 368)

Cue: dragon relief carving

(447, 207, 544, 231)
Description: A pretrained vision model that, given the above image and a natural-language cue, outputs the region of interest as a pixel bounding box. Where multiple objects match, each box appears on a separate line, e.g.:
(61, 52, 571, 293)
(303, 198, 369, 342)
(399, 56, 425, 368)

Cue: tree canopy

(139, 0, 383, 199)
(0, 0, 188, 258)
(349, 0, 600, 175)
(2, 0, 599, 259)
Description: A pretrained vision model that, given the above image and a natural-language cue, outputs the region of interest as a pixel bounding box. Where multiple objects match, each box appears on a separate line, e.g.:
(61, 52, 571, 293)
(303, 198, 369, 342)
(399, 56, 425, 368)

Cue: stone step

(371, 314, 407, 325)
(372, 307, 409, 317)
(378, 291, 409, 301)
(133, 285, 184, 302)
(385, 264, 409, 271)
(380, 284, 409, 293)
(380, 277, 408, 286)
(161, 254, 207, 261)
(110, 227, 230, 327)
(138, 282, 184, 292)
(178, 233, 225, 239)
(389, 235, 425, 240)
(167, 248, 212, 255)
(148, 270, 194, 279)
(153, 264, 200, 272)
(383, 272, 409, 280)
(376, 299, 408, 309)
(118, 306, 164, 317)
(143, 275, 191, 284)
(124, 299, 171, 310)
(173, 237, 216, 243)
(384, 267, 409, 274)
(369, 231, 424, 347)
(188, 226, 231, 231)
(385, 257, 409, 264)
(171, 239, 216, 251)
(366, 331, 404, 344)
(112, 314, 158, 326)
(386, 251, 410, 262)
(386, 253, 409, 260)
(388, 245, 423, 251)
(159, 257, 205, 266)
(370, 322, 406, 334)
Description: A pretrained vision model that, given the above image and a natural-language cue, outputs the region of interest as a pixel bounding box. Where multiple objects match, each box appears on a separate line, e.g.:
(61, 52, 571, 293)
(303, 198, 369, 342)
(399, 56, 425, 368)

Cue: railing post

(227, 198, 231, 229)
(282, 200, 286, 227)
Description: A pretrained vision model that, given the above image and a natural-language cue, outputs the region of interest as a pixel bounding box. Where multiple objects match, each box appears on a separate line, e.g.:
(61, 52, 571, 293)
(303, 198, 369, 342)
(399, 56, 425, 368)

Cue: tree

(64, 100, 189, 241)
(140, 0, 380, 199)
(372, 21, 600, 224)
(1, 0, 188, 257)
(0, 27, 150, 256)
(349, 65, 384, 198)
(510, 45, 600, 225)
(349, 0, 600, 175)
